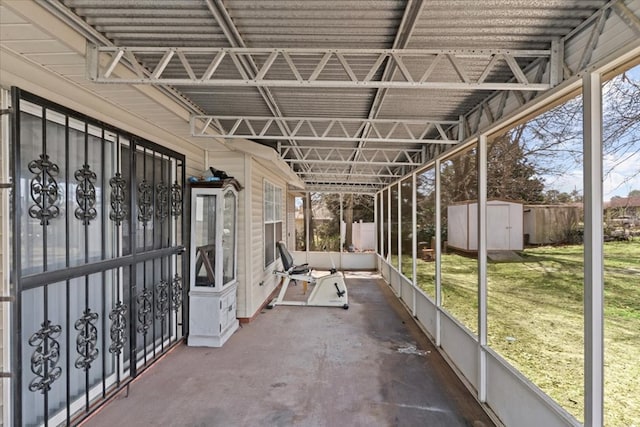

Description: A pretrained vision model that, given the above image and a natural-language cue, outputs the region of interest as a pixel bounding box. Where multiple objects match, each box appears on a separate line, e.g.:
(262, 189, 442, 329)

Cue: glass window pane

(390, 184, 399, 267)
(382, 189, 388, 258)
(400, 177, 413, 279)
(295, 196, 306, 251)
(264, 182, 274, 222)
(310, 192, 340, 251)
(275, 187, 283, 220)
(19, 110, 44, 275)
(194, 194, 216, 286)
(222, 190, 236, 285)
(487, 92, 585, 421)
(86, 132, 104, 262)
(44, 114, 66, 271)
(416, 168, 436, 298)
(343, 194, 374, 252)
(441, 146, 478, 335)
(603, 64, 640, 427)
(275, 221, 283, 256)
(264, 222, 275, 266)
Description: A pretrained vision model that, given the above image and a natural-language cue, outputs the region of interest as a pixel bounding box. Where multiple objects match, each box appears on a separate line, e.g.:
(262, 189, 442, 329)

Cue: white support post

(305, 192, 310, 264)
(374, 191, 379, 259)
(477, 135, 488, 403)
(397, 181, 402, 272)
(380, 191, 385, 261)
(583, 71, 604, 427)
(435, 159, 442, 347)
(387, 187, 392, 263)
(339, 193, 343, 270)
(412, 172, 417, 317)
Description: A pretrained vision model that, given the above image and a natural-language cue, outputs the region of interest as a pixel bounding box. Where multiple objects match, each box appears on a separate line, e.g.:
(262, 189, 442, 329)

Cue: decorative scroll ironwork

(74, 164, 98, 225)
(28, 320, 62, 393)
(74, 309, 99, 370)
(109, 172, 127, 226)
(171, 274, 183, 311)
(136, 288, 153, 335)
(155, 183, 169, 223)
(155, 279, 170, 320)
(137, 180, 153, 225)
(170, 181, 183, 217)
(109, 302, 127, 355)
(28, 154, 60, 226)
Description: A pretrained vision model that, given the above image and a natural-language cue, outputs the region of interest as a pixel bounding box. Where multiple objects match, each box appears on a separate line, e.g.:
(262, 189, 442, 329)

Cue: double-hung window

(264, 180, 283, 267)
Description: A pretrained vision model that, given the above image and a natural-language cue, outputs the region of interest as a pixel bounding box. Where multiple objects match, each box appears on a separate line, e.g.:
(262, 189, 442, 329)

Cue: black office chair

(276, 241, 310, 275)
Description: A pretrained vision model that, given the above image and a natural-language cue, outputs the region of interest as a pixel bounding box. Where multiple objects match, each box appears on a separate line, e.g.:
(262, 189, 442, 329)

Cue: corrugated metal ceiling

(60, 0, 607, 192)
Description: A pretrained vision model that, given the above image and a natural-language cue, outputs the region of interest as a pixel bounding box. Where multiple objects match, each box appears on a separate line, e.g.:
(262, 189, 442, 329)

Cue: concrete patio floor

(83, 273, 495, 427)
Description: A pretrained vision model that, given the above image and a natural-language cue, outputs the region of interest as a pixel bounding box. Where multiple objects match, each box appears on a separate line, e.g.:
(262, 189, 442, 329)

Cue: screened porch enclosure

(1, 1, 639, 426)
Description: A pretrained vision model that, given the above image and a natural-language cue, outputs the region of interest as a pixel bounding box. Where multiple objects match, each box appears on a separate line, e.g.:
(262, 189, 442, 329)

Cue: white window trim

(263, 179, 283, 269)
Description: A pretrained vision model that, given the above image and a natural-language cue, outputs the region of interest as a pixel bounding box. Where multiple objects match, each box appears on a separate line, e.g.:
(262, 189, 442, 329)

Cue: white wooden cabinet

(188, 180, 240, 347)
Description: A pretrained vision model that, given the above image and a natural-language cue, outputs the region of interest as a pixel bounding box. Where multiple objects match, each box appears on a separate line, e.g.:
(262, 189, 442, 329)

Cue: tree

(439, 134, 546, 206)
(487, 130, 545, 203)
(629, 189, 640, 198)
(439, 147, 478, 204)
(543, 189, 581, 204)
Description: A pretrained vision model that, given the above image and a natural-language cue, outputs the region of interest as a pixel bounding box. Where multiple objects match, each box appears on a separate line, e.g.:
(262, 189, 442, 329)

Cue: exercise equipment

(268, 242, 349, 309)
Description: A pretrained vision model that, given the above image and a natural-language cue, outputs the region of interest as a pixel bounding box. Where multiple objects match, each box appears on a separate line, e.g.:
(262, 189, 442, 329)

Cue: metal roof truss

(88, 46, 557, 91)
(193, 115, 460, 144)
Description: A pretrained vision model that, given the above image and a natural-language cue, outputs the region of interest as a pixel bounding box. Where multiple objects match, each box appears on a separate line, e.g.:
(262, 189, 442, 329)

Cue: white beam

(89, 46, 552, 91)
(285, 159, 421, 167)
(303, 184, 379, 194)
(278, 145, 425, 153)
(299, 171, 402, 179)
(304, 179, 387, 186)
(192, 115, 462, 144)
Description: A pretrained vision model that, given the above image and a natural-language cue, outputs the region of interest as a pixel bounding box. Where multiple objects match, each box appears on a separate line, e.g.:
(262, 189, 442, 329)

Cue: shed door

(487, 205, 510, 250)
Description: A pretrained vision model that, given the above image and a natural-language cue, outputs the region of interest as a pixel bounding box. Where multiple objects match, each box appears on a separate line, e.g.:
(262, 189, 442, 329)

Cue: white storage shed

(447, 200, 524, 252)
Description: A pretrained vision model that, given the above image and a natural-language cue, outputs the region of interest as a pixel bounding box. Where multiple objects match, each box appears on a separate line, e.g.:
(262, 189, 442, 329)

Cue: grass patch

(410, 240, 640, 426)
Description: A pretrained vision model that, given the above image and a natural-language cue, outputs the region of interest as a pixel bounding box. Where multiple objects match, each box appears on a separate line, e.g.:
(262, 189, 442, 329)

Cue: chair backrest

(276, 241, 294, 271)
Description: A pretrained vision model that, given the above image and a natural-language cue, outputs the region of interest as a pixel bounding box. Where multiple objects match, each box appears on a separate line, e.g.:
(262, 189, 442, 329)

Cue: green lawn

(408, 241, 640, 426)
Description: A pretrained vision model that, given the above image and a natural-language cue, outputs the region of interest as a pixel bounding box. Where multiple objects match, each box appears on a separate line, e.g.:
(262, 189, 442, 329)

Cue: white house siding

(207, 151, 249, 318)
(248, 158, 288, 319)
(286, 193, 296, 249)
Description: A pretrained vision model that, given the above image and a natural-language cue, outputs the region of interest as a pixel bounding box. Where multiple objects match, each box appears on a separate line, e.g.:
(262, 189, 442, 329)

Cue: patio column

(477, 134, 488, 403)
(412, 172, 417, 317)
(583, 71, 604, 427)
(387, 186, 391, 262)
(435, 158, 442, 347)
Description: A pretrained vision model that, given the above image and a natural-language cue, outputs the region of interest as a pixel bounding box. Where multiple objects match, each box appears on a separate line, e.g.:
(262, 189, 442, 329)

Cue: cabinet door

(219, 293, 232, 330)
